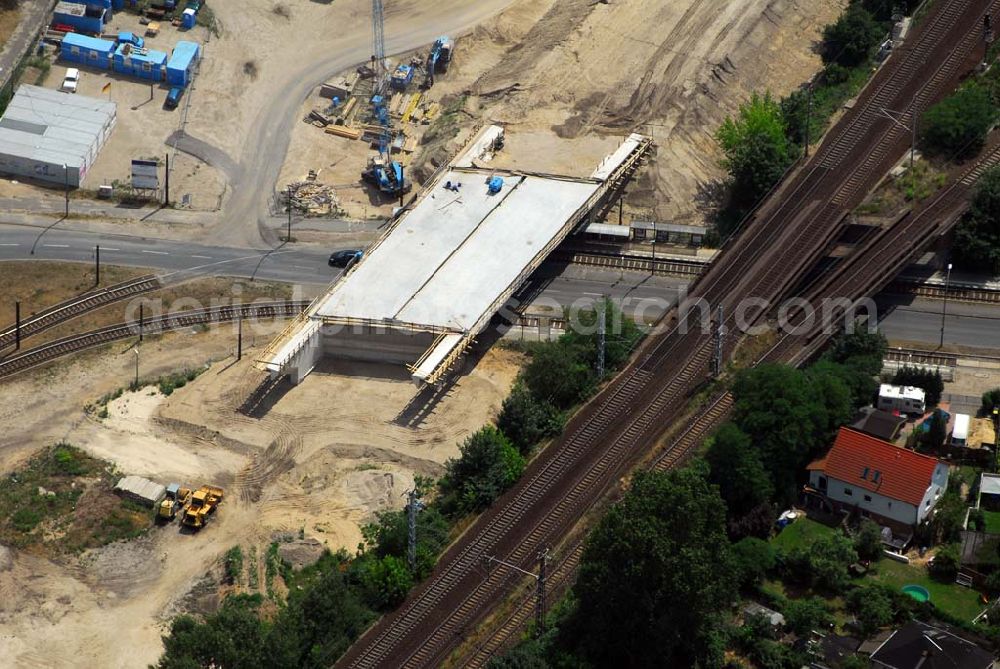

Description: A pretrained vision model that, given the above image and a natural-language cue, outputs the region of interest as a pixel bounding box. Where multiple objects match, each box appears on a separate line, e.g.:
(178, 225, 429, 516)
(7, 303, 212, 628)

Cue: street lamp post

(939, 262, 953, 348)
(133, 347, 139, 388)
(63, 163, 69, 218)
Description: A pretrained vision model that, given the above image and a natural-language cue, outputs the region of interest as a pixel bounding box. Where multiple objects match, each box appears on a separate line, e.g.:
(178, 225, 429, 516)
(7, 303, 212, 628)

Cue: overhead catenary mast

(371, 0, 388, 96)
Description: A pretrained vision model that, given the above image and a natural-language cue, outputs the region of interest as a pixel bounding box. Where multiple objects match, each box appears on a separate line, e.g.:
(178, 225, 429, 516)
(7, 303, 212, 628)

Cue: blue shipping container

(113, 43, 167, 81)
(60, 32, 115, 69)
(53, 2, 107, 35)
(166, 40, 200, 86)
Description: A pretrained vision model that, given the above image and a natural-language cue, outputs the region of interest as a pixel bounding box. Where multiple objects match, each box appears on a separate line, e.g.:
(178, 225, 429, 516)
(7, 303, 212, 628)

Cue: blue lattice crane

(362, 0, 410, 197)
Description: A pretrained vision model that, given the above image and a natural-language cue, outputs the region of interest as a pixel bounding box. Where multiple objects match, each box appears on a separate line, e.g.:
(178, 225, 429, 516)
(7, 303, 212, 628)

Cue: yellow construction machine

(181, 485, 224, 529)
(158, 483, 191, 522)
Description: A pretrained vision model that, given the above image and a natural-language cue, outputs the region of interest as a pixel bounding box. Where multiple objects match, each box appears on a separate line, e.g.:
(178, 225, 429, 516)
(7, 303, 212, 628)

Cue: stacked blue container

(60, 33, 115, 69)
(113, 43, 168, 81)
(53, 1, 107, 35)
(166, 41, 200, 87)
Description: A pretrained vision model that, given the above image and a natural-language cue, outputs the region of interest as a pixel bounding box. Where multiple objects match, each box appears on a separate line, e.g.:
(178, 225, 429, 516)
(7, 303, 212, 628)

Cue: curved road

(213, 1, 517, 248)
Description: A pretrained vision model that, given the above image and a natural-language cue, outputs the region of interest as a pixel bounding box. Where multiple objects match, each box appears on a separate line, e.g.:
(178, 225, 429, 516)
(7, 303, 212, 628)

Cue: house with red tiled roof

(807, 427, 949, 527)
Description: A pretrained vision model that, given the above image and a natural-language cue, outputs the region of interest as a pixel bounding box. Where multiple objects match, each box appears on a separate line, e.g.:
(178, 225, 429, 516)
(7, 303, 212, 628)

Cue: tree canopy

(569, 467, 736, 667)
(439, 426, 525, 517)
(705, 423, 773, 513)
(821, 3, 883, 67)
(496, 383, 563, 455)
(716, 92, 794, 221)
(954, 166, 1000, 275)
(921, 82, 999, 160)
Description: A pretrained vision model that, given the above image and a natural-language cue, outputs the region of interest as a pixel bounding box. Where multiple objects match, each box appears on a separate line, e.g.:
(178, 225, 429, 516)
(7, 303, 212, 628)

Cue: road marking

(100, 247, 120, 251)
(0, 243, 19, 246)
(44, 244, 69, 248)
(292, 265, 311, 270)
(191, 255, 212, 259)
(583, 292, 603, 296)
(141, 250, 169, 255)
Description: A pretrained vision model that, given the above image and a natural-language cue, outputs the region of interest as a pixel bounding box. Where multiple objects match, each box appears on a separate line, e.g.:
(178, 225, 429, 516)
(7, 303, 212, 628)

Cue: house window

(925, 500, 930, 507)
(888, 502, 892, 508)
(818, 476, 827, 491)
(864, 495, 872, 503)
(844, 487, 853, 496)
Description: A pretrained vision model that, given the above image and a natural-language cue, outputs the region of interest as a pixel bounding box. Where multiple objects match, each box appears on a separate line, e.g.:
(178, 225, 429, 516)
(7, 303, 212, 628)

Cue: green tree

(846, 584, 895, 636)
(825, 328, 887, 376)
(522, 340, 595, 410)
(356, 554, 414, 610)
(783, 597, 833, 637)
(569, 467, 736, 667)
(929, 543, 961, 581)
(157, 595, 268, 669)
(732, 536, 777, 588)
(496, 384, 563, 455)
(891, 366, 944, 405)
(921, 82, 999, 159)
(439, 426, 526, 516)
(780, 88, 811, 148)
(821, 4, 883, 67)
(560, 298, 643, 372)
(785, 533, 858, 593)
(732, 365, 836, 501)
(810, 359, 877, 412)
(361, 504, 449, 578)
(859, 0, 919, 22)
(706, 423, 773, 513)
(955, 167, 1000, 274)
(716, 92, 794, 219)
(854, 519, 884, 562)
(982, 387, 1000, 416)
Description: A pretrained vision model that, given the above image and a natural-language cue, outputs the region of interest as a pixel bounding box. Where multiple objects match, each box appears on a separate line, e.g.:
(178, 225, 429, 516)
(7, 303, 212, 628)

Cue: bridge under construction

(258, 125, 652, 385)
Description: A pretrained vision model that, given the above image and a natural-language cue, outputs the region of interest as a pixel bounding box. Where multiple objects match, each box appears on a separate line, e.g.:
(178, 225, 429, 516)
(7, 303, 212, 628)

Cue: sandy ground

(280, 0, 845, 221)
(0, 323, 520, 667)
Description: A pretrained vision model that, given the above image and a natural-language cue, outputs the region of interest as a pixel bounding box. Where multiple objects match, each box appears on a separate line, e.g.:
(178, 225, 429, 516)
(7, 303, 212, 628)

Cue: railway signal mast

(485, 548, 550, 635)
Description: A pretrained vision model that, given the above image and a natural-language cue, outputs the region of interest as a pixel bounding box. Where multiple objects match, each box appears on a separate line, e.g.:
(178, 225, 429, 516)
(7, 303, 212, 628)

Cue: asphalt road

(877, 295, 1000, 350)
(0, 223, 343, 285)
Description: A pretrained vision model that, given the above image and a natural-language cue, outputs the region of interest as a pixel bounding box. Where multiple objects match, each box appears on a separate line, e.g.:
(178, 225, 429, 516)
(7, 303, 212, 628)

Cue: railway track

(0, 301, 308, 379)
(338, 3, 995, 666)
(0, 275, 161, 352)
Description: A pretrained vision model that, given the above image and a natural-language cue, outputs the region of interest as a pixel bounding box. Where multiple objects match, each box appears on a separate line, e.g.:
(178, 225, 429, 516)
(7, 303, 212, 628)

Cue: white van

(951, 414, 970, 448)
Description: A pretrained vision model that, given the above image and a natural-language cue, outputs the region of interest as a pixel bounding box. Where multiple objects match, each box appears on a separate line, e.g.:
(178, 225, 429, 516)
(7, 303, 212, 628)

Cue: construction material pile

(285, 181, 342, 216)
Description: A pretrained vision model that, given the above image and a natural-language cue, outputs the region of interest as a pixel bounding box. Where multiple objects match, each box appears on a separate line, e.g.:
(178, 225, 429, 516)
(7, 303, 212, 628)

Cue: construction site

(0, 0, 943, 666)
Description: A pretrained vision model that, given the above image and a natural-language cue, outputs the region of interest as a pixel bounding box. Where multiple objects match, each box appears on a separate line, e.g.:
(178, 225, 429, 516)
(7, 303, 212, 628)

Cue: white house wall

(916, 463, 949, 524)
(810, 471, 920, 525)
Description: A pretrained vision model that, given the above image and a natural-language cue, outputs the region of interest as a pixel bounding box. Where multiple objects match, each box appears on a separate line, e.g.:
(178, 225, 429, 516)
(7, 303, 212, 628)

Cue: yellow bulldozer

(158, 483, 191, 522)
(181, 485, 224, 529)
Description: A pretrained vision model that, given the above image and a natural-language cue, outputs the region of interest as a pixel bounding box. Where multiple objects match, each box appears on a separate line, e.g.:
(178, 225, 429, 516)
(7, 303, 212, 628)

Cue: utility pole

(939, 262, 953, 348)
(95, 244, 100, 286)
(535, 547, 548, 632)
(485, 548, 550, 637)
(596, 297, 606, 379)
(138, 302, 144, 342)
(133, 346, 140, 388)
(399, 165, 405, 208)
(711, 305, 724, 377)
(14, 300, 20, 350)
(406, 488, 419, 572)
(618, 197, 623, 226)
(237, 313, 243, 361)
(164, 153, 170, 206)
(286, 185, 293, 242)
(804, 85, 813, 158)
(63, 164, 70, 218)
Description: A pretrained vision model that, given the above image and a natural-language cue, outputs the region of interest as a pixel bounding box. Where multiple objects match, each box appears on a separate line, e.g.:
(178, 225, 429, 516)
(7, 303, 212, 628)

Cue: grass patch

(804, 63, 873, 146)
(983, 510, 1000, 534)
(770, 517, 837, 552)
(868, 559, 984, 622)
(0, 443, 152, 552)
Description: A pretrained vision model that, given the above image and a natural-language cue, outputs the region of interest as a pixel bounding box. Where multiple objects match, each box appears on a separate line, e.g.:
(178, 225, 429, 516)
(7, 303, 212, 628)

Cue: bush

(891, 366, 944, 405)
(921, 82, 999, 160)
(821, 4, 883, 68)
(438, 427, 525, 517)
(784, 533, 858, 593)
(12, 507, 42, 533)
(522, 340, 595, 410)
(496, 384, 563, 455)
(846, 584, 895, 636)
(224, 545, 244, 585)
(783, 597, 833, 637)
(982, 388, 1000, 417)
(929, 544, 961, 582)
(356, 554, 413, 610)
(732, 537, 777, 589)
(854, 519, 884, 562)
(52, 444, 88, 476)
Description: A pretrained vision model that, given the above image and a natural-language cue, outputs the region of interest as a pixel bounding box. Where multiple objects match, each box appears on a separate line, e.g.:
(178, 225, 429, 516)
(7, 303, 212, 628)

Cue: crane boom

(371, 0, 387, 95)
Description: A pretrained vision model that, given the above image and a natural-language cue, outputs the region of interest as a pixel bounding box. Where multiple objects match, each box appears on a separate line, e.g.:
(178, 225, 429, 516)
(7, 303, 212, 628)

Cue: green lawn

(868, 559, 985, 622)
(770, 517, 836, 552)
(983, 510, 1000, 535)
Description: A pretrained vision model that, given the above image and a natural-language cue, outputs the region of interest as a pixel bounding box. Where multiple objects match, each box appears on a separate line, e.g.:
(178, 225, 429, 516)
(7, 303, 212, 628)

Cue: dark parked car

(329, 249, 362, 268)
(164, 86, 184, 109)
